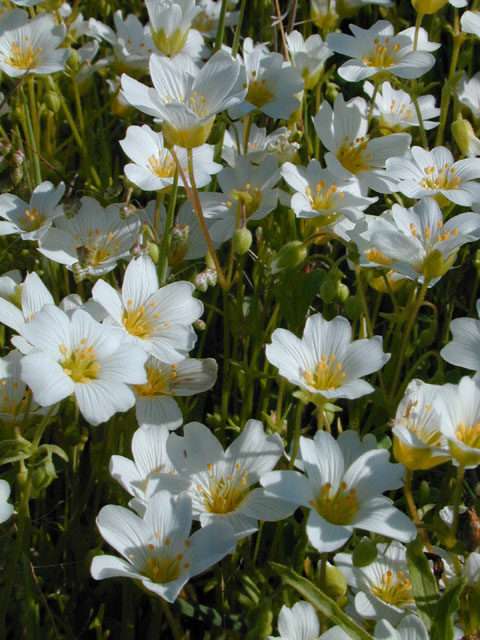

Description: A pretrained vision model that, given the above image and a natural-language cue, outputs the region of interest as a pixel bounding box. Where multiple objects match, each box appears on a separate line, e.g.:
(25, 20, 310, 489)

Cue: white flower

(199, 155, 281, 243)
(38, 197, 141, 277)
(335, 541, 416, 625)
(133, 356, 217, 430)
(166, 420, 294, 539)
(362, 198, 480, 285)
(92, 255, 203, 364)
(0, 181, 64, 241)
(121, 50, 245, 147)
(110, 426, 190, 514)
(386, 146, 480, 206)
(326, 21, 436, 82)
(437, 376, 480, 468)
(88, 11, 155, 73)
(441, 300, 480, 373)
(222, 122, 297, 167)
(146, 0, 201, 56)
(458, 72, 480, 119)
(91, 490, 236, 602)
(261, 431, 415, 553)
(281, 159, 375, 226)
(193, 0, 239, 38)
(120, 125, 221, 191)
(229, 37, 304, 120)
(391, 379, 451, 470)
(20, 305, 147, 426)
(286, 31, 332, 90)
(0, 350, 48, 423)
(267, 601, 320, 640)
(313, 94, 411, 194)
(266, 313, 389, 402)
(0, 13, 70, 77)
(0, 271, 54, 354)
(0, 480, 13, 524)
(364, 81, 439, 131)
(461, 10, 480, 38)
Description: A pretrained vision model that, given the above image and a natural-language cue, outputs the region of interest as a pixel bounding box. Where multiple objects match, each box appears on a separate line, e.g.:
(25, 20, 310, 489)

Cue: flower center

(144, 536, 191, 583)
(148, 153, 176, 178)
(361, 38, 400, 69)
(337, 136, 371, 174)
(306, 180, 346, 212)
(74, 229, 121, 267)
(5, 41, 41, 70)
(309, 481, 357, 525)
(60, 340, 100, 383)
(365, 248, 392, 266)
(303, 353, 346, 391)
(134, 363, 177, 398)
(455, 421, 480, 449)
(0, 378, 30, 417)
(245, 72, 275, 108)
(19, 207, 46, 232)
(187, 90, 209, 117)
(419, 164, 461, 191)
(371, 570, 414, 607)
(229, 183, 262, 218)
(122, 300, 160, 340)
(199, 462, 249, 514)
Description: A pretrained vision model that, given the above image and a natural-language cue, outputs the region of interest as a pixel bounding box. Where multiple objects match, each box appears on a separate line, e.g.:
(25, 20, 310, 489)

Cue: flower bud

(270, 240, 308, 273)
(45, 91, 61, 114)
(411, 0, 447, 14)
(195, 271, 208, 292)
(352, 539, 378, 567)
(147, 241, 160, 264)
(11, 149, 24, 167)
(452, 118, 480, 158)
(335, 282, 349, 303)
(324, 563, 347, 600)
(232, 227, 253, 255)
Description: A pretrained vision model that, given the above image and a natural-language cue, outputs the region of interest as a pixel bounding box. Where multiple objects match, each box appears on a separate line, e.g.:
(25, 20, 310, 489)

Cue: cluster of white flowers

(3, 0, 480, 636)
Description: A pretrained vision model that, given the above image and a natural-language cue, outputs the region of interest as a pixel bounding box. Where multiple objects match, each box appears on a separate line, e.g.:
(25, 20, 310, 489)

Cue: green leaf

(406, 536, 439, 631)
(176, 598, 245, 632)
(430, 578, 466, 640)
(39, 444, 69, 462)
(0, 438, 32, 465)
(270, 562, 373, 640)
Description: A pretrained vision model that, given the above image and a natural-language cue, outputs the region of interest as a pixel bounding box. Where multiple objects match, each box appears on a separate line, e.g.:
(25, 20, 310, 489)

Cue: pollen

(303, 355, 347, 391)
(371, 569, 414, 607)
(455, 421, 480, 449)
(5, 41, 40, 70)
(311, 481, 358, 525)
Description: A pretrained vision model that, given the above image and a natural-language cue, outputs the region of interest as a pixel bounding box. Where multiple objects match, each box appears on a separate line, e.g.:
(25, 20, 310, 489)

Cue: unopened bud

(205, 268, 217, 287)
(195, 271, 208, 292)
(352, 539, 378, 567)
(452, 118, 480, 157)
(193, 319, 206, 331)
(147, 241, 160, 264)
(10, 165, 23, 186)
(120, 202, 137, 219)
(0, 139, 11, 155)
(45, 91, 61, 114)
(335, 282, 349, 303)
(11, 149, 24, 167)
(67, 49, 80, 71)
(72, 262, 89, 283)
(411, 0, 447, 14)
(324, 563, 347, 601)
(270, 240, 308, 274)
(232, 227, 252, 255)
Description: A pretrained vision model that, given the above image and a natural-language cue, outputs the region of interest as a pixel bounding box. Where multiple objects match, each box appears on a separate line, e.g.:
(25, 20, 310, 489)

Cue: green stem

(413, 12, 424, 51)
(390, 278, 430, 401)
(451, 465, 465, 541)
(435, 22, 465, 147)
(21, 86, 41, 184)
(48, 77, 101, 188)
(404, 469, 433, 552)
(160, 599, 182, 640)
(288, 401, 305, 469)
(158, 173, 178, 286)
(214, 0, 228, 52)
(231, 0, 247, 57)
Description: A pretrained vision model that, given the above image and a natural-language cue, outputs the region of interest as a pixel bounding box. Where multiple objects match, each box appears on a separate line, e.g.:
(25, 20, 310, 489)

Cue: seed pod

(232, 227, 253, 255)
(270, 240, 308, 274)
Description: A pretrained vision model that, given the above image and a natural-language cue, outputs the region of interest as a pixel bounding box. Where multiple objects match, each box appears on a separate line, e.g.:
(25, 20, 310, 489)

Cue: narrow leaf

(406, 536, 439, 631)
(270, 562, 373, 640)
(430, 577, 466, 640)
